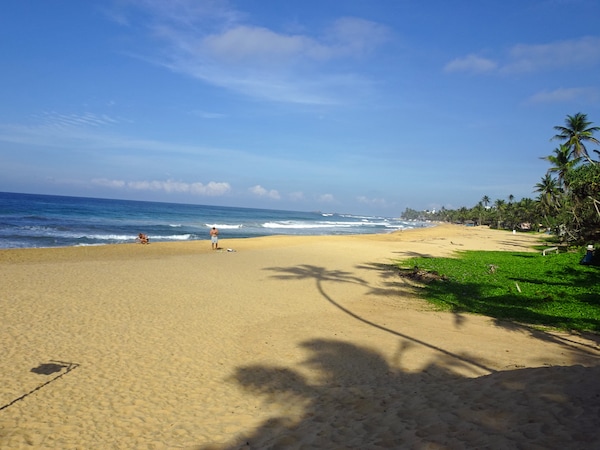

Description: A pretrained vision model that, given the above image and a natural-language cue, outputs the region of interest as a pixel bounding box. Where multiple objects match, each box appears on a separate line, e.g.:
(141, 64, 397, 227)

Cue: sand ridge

(1, 224, 599, 448)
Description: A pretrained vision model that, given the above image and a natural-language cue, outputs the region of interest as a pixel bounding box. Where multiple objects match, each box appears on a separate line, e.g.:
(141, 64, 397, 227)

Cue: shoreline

(0, 220, 439, 253)
(0, 191, 426, 250)
(1, 222, 444, 262)
(2, 223, 599, 448)
(0, 222, 528, 263)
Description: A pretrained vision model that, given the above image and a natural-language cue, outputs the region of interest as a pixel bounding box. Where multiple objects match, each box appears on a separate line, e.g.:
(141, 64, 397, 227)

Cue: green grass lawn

(396, 249, 600, 333)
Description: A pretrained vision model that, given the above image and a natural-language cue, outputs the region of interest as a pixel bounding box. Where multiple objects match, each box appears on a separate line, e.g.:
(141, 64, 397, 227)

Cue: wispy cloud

(113, 1, 390, 104)
(93, 178, 231, 196)
(34, 111, 121, 129)
(445, 36, 600, 75)
(0, 114, 217, 157)
(444, 54, 497, 74)
(526, 86, 600, 104)
(190, 110, 227, 119)
(0, 111, 138, 153)
(503, 36, 600, 73)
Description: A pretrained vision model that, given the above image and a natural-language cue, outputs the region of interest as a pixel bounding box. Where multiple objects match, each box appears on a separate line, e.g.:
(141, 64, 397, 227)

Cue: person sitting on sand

(137, 233, 149, 244)
(210, 227, 219, 250)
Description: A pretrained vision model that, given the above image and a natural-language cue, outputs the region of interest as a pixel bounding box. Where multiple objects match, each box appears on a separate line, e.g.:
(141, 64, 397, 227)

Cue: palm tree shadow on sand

(199, 264, 600, 449)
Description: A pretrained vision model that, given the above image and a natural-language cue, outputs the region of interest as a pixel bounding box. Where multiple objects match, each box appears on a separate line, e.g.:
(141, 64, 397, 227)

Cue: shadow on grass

(394, 250, 600, 334)
(423, 279, 600, 333)
(355, 260, 600, 346)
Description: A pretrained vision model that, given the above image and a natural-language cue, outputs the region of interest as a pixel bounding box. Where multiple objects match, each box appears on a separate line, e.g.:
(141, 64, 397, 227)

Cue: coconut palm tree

(542, 144, 580, 189)
(494, 199, 506, 229)
(534, 174, 562, 211)
(516, 197, 538, 229)
(480, 195, 491, 225)
(552, 112, 600, 163)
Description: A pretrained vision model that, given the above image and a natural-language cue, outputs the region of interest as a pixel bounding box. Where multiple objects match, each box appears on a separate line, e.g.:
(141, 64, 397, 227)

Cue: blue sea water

(0, 192, 430, 249)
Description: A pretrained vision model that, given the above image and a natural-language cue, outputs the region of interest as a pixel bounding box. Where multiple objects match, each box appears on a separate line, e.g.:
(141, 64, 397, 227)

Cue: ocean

(0, 192, 430, 249)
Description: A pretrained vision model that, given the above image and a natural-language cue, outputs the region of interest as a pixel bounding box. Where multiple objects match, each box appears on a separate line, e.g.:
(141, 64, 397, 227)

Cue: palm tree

(474, 202, 484, 225)
(494, 199, 506, 229)
(534, 174, 562, 211)
(542, 144, 580, 189)
(517, 197, 538, 229)
(457, 206, 469, 223)
(480, 195, 491, 225)
(552, 112, 600, 163)
(534, 174, 564, 230)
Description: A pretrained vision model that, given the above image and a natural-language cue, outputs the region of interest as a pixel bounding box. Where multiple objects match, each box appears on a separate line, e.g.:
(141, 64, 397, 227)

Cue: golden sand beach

(1, 224, 599, 449)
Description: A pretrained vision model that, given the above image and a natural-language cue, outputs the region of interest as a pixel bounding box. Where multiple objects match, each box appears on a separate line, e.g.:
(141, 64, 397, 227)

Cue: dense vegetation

(401, 113, 600, 246)
(397, 249, 600, 332)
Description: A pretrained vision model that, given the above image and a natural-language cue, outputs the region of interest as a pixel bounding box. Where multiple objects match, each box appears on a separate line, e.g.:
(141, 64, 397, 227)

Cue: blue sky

(1, 0, 599, 216)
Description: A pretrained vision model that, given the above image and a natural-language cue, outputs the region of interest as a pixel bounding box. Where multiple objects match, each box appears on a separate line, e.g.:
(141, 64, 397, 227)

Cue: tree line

(401, 113, 600, 245)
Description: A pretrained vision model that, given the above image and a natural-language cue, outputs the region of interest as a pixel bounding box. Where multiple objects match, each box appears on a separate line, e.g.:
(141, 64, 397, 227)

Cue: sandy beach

(1, 223, 599, 449)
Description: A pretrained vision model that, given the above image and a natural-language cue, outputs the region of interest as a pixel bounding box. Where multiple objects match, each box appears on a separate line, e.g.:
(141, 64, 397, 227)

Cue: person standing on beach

(210, 226, 219, 250)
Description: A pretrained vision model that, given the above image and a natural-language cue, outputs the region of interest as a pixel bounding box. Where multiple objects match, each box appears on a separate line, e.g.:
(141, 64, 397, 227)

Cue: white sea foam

(263, 221, 355, 229)
(205, 224, 242, 229)
(164, 234, 192, 240)
(24, 229, 135, 241)
(87, 234, 135, 241)
(86, 233, 194, 242)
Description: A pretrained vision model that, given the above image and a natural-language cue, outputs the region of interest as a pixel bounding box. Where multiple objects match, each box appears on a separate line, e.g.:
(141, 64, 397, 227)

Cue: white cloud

(217, 21, 384, 61)
(115, 2, 390, 104)
(249, 184, 281, 199)
(92, 178, 126, 188)
(503, 36, 600, 73)
(93, 178, 231, 196)
(171, 16, 387, 65)
(444, 54, 497, 74)
(526, 87, 600, 104)
(191, 110, 226, 119)
(318, 193, 335, 203)
(202, 26, 320, 64)
(446, 36, 600, 75)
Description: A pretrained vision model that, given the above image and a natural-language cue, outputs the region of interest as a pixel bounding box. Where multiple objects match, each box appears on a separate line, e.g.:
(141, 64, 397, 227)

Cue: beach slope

(1, 224, 599, 449)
